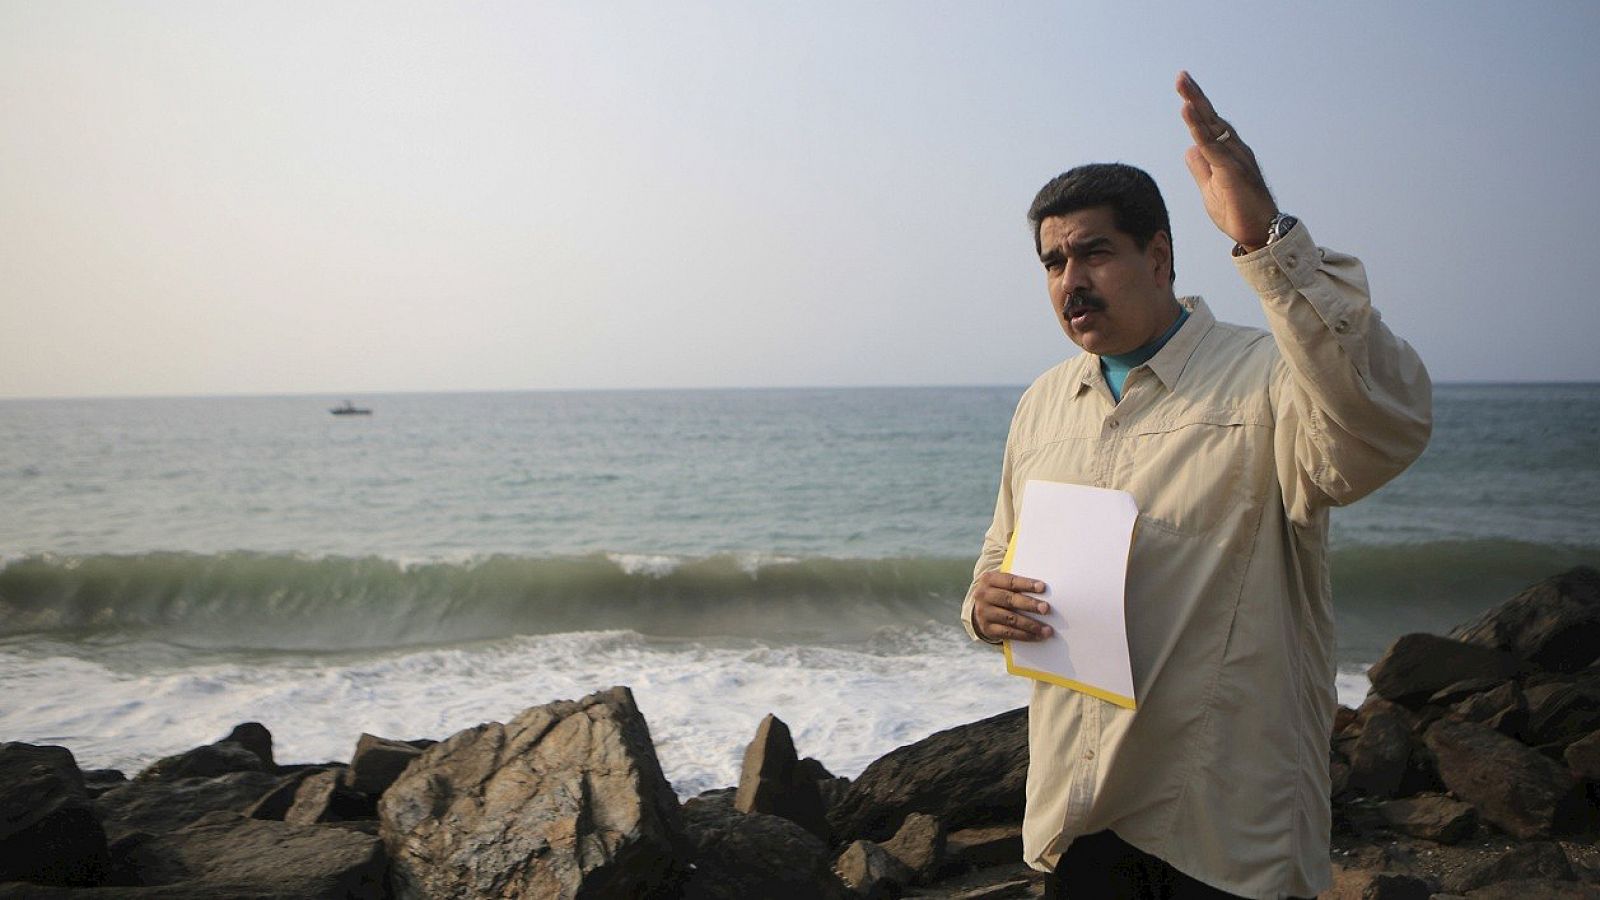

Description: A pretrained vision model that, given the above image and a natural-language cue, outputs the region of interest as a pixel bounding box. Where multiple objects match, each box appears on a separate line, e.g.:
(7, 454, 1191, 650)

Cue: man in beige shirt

(960, 72, 1431, 898)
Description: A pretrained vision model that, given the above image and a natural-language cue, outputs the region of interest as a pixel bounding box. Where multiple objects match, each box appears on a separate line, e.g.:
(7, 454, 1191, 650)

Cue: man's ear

(1149, 231, 1173, 283)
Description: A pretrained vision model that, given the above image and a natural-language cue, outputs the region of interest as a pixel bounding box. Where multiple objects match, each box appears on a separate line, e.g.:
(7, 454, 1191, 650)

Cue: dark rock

(135, 741, 268, 782)
(96, 770, 285, 840)
(0, 742, 108, 886)
(797, 757, 852, 812)
(818, 776, 853, 813)
(1424, 717, 1587, 839)
(103, 829, 163, 886)
(1347, 700, 1416, 798)
(833, 839, 913, 899)
(1323, 865, 1435, 899)
(275, 762, 346, 775)
(1452, 567, 1600, 673)
(244, 767, 327, 821)
(1444, 841, 1576, 893)
(734, 714, 830, 841)
(1524, 682, 1600, 749)
(220, 723, 274, 769)
(1332, 799, 1390, 839)
(943, 825, 1023, 873)
(880, 812, 943, 884)
(1564, 730, 1600, 780)
(113, 810, 384, 898)
(1456, 681, 1529, 739)
(1368, 633, 1519, 708)
(1376, 794, 1477, 843)
(1399, 737, 1446, 797)
(81, 769, 127, 799)
(1330, 758, 1354, 800)
(1431, 678, 1511, 707)
(284, 769, 376, 824)
(679, 789, 839, 900)
(379, 685, 686, 900)
(797, 757, 837, 781)
(1334, 704, 1360, 734)
(943, 878, 1038, 899)
(346, 733, 423, 797)
(0, 884, 237, 898)
(828, 707, 1027, 843)
(1465, 882, 1600, 899)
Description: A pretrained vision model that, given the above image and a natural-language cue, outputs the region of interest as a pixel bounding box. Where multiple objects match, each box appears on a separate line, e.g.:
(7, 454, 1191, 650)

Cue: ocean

(2, 384, 1597, 797)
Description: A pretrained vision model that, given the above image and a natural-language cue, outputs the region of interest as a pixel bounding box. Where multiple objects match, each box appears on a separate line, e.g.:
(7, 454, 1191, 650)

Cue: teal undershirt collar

(1100, 305, 1190, 402)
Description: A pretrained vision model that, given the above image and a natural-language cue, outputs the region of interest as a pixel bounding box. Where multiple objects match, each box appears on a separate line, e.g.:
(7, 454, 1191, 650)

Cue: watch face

(1268, 215, 1297, 244)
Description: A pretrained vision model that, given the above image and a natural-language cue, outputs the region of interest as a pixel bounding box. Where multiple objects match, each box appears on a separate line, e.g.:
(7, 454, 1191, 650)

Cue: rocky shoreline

(4, 566, 1600, 898)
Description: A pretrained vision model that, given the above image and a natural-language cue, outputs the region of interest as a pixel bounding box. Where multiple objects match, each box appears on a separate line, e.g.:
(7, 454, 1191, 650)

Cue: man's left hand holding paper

(970, 572, 1053, 644)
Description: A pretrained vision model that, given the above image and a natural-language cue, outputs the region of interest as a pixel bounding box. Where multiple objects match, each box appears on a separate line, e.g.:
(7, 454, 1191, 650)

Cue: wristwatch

(1232, 213, 1298, 257)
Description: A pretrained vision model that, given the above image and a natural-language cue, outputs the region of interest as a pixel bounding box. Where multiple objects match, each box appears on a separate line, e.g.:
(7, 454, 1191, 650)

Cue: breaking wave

(0, 551, 972, 650)
(2, 540, 1592, 653)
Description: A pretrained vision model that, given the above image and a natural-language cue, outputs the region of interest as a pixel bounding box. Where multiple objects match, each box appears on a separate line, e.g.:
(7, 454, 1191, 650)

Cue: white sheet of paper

(1002, 479, 1139, 708)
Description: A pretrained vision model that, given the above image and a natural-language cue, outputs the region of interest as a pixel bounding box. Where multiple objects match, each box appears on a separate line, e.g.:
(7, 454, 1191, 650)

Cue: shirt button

(1107, 419, 1119, 429)
(1084, 750, 1095, 760)
(1285, 254, 1298, 268)
(1334, 319, 1351, 334)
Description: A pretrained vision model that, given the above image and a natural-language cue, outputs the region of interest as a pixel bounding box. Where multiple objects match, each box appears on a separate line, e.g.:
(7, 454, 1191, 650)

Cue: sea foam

(1, 625, 1374, 798)
(0, 624, 1033, 798)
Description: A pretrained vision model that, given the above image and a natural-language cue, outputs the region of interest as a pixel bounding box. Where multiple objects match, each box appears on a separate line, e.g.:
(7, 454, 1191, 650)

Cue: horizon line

(3, 378, 1598, 403)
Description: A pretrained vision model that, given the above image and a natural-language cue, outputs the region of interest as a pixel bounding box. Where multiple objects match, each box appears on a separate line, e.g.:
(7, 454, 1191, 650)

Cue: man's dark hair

(1027, 163, 1175, 283)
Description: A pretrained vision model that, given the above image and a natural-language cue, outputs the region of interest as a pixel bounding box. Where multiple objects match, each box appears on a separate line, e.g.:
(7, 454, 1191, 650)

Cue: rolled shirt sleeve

(1235, 222, 1432, 523)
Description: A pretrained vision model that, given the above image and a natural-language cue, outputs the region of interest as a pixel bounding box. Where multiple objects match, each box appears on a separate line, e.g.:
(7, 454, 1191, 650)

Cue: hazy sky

(3, 2, 1598, 398)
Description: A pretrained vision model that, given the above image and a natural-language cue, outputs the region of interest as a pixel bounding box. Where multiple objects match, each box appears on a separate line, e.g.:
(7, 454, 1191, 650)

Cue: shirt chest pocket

(1124, 409, 1268, 537)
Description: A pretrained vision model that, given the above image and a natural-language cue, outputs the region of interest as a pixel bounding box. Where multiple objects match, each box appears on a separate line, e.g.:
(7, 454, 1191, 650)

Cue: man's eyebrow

(1039, 235, 1112, 263)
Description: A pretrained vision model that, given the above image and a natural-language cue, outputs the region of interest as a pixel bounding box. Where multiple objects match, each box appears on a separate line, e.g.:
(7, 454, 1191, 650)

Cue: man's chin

(1066, 328, 1113, 355)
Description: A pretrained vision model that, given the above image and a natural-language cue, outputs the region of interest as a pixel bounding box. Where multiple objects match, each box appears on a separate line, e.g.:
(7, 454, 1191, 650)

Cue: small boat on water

(330, 400, 372, 416)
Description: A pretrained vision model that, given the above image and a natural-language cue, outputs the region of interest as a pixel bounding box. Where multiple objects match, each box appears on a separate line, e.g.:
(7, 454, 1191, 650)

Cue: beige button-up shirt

(960, 223, 1431, 899)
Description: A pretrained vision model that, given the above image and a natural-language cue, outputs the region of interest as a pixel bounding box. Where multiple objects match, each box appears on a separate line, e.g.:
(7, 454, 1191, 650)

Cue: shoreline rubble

(4, 566, 1599, 898)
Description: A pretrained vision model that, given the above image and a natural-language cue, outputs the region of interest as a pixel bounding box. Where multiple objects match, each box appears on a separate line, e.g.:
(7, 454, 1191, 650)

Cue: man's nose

(1063, 258, 1092, 294)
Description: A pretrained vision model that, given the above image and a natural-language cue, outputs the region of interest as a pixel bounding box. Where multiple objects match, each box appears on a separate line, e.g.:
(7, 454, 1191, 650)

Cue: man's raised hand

(1177, 70, 1279, 252)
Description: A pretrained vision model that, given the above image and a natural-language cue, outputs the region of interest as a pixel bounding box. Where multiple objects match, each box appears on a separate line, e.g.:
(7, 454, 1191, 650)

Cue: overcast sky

(3, 2, 1597, 399)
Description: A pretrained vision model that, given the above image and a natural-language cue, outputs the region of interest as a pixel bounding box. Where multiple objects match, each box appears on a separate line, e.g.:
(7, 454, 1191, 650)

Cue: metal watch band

(1231, 213, 1297, 257)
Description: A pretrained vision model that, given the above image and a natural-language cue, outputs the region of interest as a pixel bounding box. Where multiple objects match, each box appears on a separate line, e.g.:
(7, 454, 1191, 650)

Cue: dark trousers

(1044, 830, 1282, 900)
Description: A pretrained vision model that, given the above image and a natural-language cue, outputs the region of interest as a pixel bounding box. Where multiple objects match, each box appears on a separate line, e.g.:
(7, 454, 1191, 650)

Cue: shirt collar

(1071, 296, 1215, 396)
(1144, 296, 1213, 392)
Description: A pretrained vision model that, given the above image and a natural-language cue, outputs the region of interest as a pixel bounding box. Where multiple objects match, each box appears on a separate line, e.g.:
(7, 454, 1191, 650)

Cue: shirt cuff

(1232, 219, 1320, 298)
(1231, 220, 1374, 383)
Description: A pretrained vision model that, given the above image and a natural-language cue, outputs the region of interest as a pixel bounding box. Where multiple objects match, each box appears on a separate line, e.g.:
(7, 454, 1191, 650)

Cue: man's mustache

(1063, 293, 1107, 317)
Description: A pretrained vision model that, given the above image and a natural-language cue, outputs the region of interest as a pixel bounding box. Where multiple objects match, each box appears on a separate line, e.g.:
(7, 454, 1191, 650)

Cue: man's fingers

(980, 570, 1046, 595)
(1184, 145, 1213, 185)
(1178, 73, 1247, 163)
(1179, 96, 1215, 147)
(977, 575, 1051, 617)
(1177, 70, 1219, 125)
(978, 606, 1054, 642)
(972, 569, 1056, 643)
